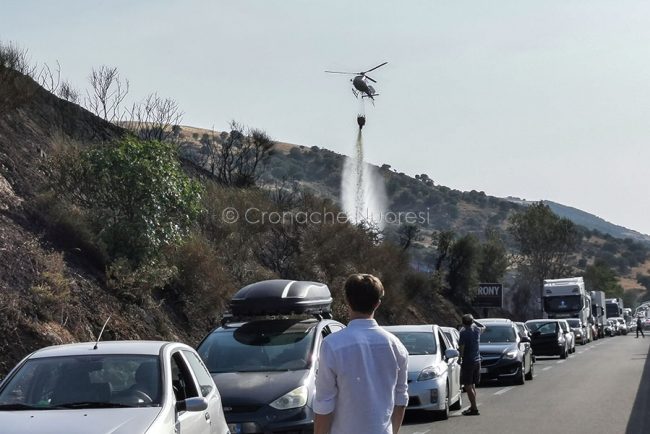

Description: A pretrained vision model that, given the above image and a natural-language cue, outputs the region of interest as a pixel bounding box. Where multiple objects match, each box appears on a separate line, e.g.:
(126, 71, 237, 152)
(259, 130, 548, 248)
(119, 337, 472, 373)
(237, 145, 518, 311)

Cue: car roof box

(229, 280, 333, 316)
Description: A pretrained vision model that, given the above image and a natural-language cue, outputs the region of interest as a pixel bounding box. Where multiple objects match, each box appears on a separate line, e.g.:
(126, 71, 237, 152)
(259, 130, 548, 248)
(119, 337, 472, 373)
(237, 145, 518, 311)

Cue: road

(400, 333, 650, 434)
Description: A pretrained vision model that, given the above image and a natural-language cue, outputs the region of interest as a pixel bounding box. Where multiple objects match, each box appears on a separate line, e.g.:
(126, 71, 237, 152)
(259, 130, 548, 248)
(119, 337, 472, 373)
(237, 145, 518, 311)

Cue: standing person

(636, 316, 645, 338)
(458, 313, 485, 416)
(314, 274, 409, 434)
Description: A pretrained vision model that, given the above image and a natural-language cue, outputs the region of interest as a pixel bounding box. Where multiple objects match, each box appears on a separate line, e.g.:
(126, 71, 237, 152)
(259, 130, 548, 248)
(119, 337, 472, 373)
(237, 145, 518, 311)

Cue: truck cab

(543, 277, 593, 342)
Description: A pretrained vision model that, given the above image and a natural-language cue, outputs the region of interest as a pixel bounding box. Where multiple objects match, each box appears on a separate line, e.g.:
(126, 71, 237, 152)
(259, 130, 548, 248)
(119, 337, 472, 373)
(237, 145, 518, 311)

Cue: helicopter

(325, 62, 387, 101)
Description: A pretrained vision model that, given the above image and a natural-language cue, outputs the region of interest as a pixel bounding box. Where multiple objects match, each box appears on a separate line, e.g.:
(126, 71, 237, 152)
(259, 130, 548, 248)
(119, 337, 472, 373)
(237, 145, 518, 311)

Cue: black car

(477, 319, 534, 385)
(526, 319, 569, 359)
(197, 280, 345, 434)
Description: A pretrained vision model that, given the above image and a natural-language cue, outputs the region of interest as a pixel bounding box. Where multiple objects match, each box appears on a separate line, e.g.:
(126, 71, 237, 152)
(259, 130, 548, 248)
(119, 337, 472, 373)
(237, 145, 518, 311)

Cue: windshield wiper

(54, 402, 134, 409)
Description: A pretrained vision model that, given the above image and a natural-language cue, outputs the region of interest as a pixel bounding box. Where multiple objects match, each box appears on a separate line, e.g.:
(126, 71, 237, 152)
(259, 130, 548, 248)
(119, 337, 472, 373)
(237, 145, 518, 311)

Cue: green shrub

(52, 137, 203, 264)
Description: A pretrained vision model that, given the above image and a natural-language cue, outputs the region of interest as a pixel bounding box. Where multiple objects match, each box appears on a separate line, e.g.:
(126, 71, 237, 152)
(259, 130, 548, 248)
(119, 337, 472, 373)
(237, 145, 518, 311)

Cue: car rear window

(480, 325, 517, 343)
(389, 332, 437, 355)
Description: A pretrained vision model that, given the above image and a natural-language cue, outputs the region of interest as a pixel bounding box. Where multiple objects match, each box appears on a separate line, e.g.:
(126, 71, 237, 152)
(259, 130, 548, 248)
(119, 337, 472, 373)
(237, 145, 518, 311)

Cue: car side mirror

(445, 349, 460, 360)
(520, 336, 531, 343)
(176, 397, 208, 413)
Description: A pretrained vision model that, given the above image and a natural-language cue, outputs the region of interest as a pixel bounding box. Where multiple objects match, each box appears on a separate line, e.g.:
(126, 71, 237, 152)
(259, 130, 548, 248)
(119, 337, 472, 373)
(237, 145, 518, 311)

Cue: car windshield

(390, 332, 437, 355)
(0, 355, 161, 410)
(198, 319, 317, 373)
(526, 321, 558, 334)
(566, 319, 581, 327)
(617, 319, 625, 324)
(480, 325, 516, 343)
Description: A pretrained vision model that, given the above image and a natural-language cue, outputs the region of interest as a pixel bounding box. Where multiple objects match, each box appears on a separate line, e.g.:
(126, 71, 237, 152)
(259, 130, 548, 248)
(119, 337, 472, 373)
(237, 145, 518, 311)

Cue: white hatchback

(0, 341, 229, 434)
(383, 325, 462, 420)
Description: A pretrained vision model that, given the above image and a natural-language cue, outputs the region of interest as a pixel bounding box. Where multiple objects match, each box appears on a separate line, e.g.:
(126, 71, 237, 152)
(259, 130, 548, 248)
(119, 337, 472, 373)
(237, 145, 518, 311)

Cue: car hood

(479, 343, 516, 355)
(0, 407, 161, 434)
(407, 355, 440, 375)
(212, 370, 309, 405)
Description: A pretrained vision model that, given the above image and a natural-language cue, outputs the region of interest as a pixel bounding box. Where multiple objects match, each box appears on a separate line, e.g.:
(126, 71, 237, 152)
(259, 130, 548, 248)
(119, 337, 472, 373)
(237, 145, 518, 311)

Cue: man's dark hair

(344, 274, 384, 314)
(462, 314, 474, 326)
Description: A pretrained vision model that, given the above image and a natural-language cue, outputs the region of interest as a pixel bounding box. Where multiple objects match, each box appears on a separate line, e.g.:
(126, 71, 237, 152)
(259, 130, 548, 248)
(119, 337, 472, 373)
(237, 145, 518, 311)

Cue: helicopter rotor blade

(363, 62, 388, 74)
(325, 70, 359, 75)
(364, 75, 377, 83)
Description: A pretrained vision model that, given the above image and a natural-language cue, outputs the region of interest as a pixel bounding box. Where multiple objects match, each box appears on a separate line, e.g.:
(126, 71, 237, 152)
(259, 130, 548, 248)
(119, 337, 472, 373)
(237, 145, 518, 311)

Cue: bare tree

(35, 61, 61, 94)
(57, 80, 81, 104)
(207, 121, 274, 187)
(128, 93, 183, 141)
(85, 65, 129, 122)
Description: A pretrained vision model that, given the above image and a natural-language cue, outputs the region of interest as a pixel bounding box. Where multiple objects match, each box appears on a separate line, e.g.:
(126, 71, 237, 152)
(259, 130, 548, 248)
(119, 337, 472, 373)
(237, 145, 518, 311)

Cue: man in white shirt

(314, 274, 409, 434)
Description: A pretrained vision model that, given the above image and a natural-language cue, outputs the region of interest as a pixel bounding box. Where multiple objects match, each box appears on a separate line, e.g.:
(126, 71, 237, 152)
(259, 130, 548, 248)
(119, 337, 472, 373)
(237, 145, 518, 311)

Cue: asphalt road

(400, 333, 650, 434)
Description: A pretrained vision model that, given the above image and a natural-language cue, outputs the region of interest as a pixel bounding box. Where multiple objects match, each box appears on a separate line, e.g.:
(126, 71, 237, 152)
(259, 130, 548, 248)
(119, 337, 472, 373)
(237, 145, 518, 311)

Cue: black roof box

(229, 280, 333, 316)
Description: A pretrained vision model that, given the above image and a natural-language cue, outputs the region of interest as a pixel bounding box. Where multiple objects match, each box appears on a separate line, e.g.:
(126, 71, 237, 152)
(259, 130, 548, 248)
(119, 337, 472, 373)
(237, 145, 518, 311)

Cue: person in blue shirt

(458, 314, 485, 416)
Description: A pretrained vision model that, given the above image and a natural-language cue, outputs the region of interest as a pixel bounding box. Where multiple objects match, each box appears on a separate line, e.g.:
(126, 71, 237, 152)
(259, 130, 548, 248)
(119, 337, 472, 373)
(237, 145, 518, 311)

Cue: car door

(170, 351, 212, 434)
(182, 349, 229, 434)
(437, 329, 459, 402)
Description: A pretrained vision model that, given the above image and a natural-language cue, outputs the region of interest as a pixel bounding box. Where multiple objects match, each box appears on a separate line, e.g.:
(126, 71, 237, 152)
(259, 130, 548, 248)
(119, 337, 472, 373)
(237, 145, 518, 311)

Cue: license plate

(480, 367, 488, 374)
(227, 423, 242, 434)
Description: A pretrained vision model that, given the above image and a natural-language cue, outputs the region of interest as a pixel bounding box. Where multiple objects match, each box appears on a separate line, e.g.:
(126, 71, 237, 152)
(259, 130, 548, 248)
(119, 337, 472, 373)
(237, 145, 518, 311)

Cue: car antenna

(93, 315, 111, 350)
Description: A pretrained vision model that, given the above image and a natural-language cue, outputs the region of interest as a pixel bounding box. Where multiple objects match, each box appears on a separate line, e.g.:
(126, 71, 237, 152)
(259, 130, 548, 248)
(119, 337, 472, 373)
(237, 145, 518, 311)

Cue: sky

(3, 0, 650, 234)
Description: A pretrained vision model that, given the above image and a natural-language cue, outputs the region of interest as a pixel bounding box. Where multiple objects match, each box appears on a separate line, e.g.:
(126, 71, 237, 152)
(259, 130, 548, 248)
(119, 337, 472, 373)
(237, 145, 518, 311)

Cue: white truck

(590, 290, 607, 338)
(543, 277, 593, 342)
(606, 297, 624, 319)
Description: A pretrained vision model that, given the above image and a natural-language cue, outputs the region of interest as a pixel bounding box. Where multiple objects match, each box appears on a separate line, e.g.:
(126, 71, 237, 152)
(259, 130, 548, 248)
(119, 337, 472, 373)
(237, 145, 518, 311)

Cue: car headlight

(417, 366, 444, 381)
(269, 385, 308, 410)
(503, 349, 518, 360)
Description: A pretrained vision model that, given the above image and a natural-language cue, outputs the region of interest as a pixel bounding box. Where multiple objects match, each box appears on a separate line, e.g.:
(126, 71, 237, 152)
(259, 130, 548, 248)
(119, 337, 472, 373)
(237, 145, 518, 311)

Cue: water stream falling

(341, 127, 387, 229)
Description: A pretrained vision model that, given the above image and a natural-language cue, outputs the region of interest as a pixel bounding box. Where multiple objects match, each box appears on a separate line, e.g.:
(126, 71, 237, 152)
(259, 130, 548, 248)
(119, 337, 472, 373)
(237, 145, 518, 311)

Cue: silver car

(383, 325, 462, 420)
(557, 319, 576, 354)
(0, 341, 229, 434)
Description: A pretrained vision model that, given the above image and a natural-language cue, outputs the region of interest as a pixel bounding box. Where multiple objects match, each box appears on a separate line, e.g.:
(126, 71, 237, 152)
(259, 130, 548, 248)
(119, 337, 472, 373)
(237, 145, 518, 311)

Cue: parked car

(604, 319, 617, 337)
(0, 341, 229, 434)
(440, 326, 461, 350)
(526, 319, 569, 359)
(197, 279, 344, 434)
(514, 322, 535, 362)
(611, 317, 628, 335)
(566, 318, 589, 345)
(477, 319, 534, 385)
(558, 320, 576, 353)
(383, 325, 462, 419)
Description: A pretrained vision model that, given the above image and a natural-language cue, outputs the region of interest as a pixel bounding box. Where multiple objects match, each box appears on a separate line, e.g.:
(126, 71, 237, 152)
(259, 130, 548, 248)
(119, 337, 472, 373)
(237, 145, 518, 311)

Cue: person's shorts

(460, 361, 480, 386)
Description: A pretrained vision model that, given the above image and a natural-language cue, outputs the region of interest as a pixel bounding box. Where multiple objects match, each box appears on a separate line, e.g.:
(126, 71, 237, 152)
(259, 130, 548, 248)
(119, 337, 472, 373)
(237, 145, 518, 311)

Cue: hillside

(507, 197, 650, 245)
(172, 125, 650, 296)
(0, 70, 465, 376)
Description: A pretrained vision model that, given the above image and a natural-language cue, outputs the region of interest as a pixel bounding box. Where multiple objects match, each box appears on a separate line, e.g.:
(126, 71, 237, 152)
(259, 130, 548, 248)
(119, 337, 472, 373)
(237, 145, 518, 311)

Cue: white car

(0, 341, 229, 434)
(610, 317, 628, 335)
(558, 320, 576, 353)
(383, 325, 462, 420)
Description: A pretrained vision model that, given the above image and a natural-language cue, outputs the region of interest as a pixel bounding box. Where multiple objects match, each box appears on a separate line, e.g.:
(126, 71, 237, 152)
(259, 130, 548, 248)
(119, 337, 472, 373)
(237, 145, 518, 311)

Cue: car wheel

(525, 360, 534, 381)
(434, 384, 450, 420)
(514, 363, 525, 385)
(450, 389, 462, 411)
